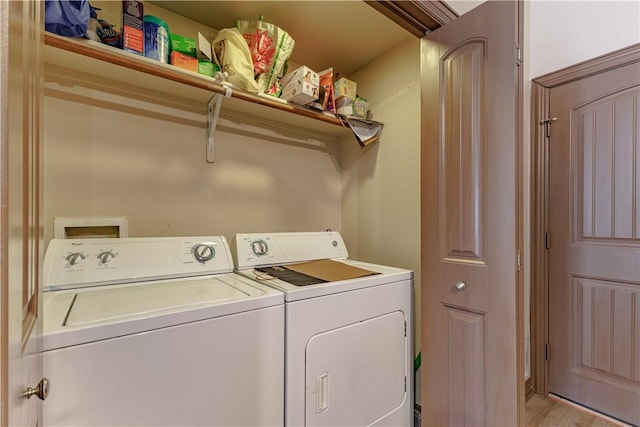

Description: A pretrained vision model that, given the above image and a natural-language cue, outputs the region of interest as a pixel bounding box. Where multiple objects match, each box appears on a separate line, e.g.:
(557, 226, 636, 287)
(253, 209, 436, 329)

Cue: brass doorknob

(22, 377, 50, 401)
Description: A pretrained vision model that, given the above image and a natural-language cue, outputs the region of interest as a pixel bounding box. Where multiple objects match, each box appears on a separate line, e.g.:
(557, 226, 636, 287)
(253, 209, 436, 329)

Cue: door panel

(445, 306, 486, 426)
(1, 1, 45, 425)
(442, 39, 486, 263)
(576, 88, 639, 242)
(574, 278, 639, 384)
(421, 1, 522, 425)
(439, 36, 490, 311)
(548, 59, 640, 426)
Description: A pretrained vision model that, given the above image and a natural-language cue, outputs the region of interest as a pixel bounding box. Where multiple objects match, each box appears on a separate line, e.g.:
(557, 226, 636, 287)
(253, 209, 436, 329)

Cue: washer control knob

(65, 252, 86, 266)
(193, 243, 215, 263)
(251, 239, 268, 256)
(97, 251, 115, 265)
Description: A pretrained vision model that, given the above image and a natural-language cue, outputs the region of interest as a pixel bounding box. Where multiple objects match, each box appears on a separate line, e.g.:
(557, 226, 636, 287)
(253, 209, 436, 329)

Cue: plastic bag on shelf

(45, 0, 90, 38)
(96, 16, 121, 48)
(211, 28, 260, 93)
(237, 16, 295, 95)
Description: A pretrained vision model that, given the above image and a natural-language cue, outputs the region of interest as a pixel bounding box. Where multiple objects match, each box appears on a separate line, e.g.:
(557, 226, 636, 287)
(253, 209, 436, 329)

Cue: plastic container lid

(143, 15, 169, 32)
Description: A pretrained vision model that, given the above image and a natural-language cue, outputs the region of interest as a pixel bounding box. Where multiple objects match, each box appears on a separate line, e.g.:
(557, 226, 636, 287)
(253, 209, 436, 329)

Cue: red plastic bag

(237, 16, 295, 95)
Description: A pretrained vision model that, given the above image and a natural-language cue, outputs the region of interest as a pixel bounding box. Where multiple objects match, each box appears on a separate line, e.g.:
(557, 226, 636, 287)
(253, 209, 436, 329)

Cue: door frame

(530, 42, 640, 397)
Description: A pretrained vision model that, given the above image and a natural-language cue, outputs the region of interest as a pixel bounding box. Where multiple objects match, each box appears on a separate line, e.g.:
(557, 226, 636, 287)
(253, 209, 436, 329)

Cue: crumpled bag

(45, 0, 90, 38)
(211, 28, 260, 94)
(237, 16, 295, 95)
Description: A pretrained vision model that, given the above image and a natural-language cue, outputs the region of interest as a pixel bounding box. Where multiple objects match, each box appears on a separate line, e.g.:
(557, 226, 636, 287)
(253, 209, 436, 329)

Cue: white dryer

(232, 231, 413, 427)
(42, 236, 284, 427)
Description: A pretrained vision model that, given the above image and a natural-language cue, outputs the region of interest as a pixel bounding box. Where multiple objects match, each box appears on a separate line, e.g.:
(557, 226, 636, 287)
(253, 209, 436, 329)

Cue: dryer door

(305, 311, 407, 426)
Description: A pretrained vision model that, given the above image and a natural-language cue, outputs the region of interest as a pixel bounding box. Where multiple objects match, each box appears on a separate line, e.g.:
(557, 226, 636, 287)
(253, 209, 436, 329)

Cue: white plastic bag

(211, 28, 260, 93)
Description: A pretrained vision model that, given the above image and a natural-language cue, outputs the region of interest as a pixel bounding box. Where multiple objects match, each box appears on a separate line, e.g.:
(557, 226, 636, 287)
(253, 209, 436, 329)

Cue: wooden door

(420, 1, 524, 425)
(547, 54, 640, 426)
(0, 1, 45, 425)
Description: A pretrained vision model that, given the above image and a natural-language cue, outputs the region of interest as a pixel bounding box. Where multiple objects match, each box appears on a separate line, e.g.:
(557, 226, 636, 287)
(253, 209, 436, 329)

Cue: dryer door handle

(316, 373, 329, 414)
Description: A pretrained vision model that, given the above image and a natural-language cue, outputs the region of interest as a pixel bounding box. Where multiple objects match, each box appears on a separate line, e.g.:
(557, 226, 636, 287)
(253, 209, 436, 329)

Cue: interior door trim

(530, 42, 640, 396)
(365, 1, 458, 37)
(534, 43, 640, 89)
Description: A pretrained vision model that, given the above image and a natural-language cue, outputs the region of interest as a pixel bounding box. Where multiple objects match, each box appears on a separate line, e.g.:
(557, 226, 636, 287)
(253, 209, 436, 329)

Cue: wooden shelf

(43, 32, 350, 138)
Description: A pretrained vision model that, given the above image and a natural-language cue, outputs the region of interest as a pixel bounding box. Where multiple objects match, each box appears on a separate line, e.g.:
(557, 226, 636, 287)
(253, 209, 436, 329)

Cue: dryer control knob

(192, 243, 215, 263)
(97, 251, 116, 265)
(251, 239, 268, 256)
(65, 252, 86, 266)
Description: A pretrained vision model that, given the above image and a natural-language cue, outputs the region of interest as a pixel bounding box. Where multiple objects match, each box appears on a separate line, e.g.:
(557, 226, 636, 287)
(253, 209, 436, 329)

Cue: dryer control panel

(232, 231, 349, 270)
(44, 236, 234, 291)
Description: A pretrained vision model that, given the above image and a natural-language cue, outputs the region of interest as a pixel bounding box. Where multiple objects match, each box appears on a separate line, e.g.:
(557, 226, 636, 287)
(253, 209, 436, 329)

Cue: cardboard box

(307, 68, 334, 112)
(353, 97, 369, 118)
(281, 79, 319, 105)
(122, 0, 144, 55)
(334, 77, 357, 101)
(170, 51, 198, 72)
(280, 65, 319, 89)
(196, 32, 213, 62)
(337, 105, 354, 116)
(336, 97, 354, 116)
(170, 33, 196, 57)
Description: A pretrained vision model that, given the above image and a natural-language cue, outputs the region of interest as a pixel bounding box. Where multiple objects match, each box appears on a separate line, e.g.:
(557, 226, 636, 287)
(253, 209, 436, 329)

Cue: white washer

(42, 236, 284, 427)
(232, 231, 413, 427)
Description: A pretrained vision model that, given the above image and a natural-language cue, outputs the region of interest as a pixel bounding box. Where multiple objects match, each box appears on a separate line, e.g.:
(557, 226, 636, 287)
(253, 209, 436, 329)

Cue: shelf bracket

(206, 86, 233, 163)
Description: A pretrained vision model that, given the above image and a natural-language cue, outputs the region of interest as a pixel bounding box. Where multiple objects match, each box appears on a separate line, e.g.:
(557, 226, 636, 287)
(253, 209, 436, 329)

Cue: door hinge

(545, 343, 550, 361)
(545, 232, 550, 250)
(516, 249, 521, 271)
(516, 43, 522, 66)
(539, 117, 557, 138)
(404, 321, 407, 337)
(404, 375, 407, 392)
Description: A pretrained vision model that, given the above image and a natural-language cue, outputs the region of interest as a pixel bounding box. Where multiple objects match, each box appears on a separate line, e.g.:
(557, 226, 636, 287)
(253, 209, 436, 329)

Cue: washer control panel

(232, 231, 349, 269)
(44, 236, 233, 291)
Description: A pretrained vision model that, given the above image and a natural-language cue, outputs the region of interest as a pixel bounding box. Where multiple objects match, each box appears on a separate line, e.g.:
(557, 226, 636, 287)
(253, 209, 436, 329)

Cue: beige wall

(340, 38, 421, 350)
(43, 87, 343, 243)
(528, 0, 639, 79)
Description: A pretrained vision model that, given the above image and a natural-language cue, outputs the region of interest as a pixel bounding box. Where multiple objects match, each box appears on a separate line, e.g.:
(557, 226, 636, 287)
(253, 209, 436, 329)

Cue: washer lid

(65, 276, 249, 327)
(43, 273, 283, 351)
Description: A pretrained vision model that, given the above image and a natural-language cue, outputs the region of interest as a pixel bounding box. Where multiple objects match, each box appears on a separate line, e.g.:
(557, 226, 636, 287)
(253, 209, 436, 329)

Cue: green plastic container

(170, 33, 196, 57)
(198, 60, 220, 78)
